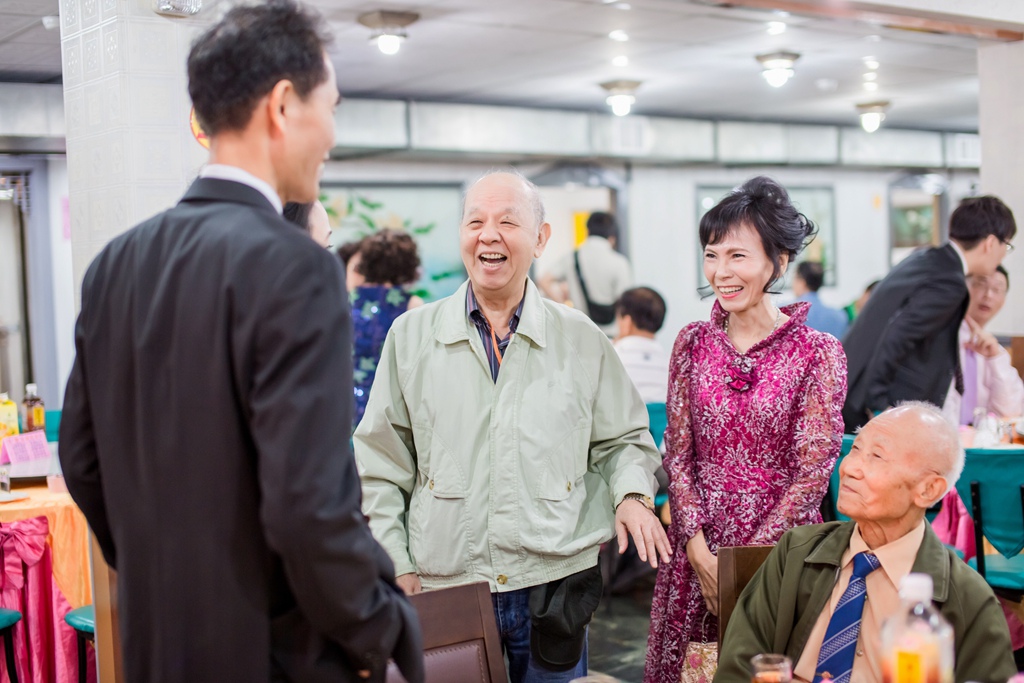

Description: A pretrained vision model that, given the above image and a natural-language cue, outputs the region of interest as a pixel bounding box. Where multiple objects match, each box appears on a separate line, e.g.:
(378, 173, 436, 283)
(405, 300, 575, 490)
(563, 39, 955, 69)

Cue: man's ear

(267, 79, 294, 137)
(917, 474, 948, 509)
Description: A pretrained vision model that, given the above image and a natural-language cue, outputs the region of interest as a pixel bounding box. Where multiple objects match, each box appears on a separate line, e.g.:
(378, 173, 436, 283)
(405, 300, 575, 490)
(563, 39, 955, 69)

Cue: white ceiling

(0, 0, 1001, 131)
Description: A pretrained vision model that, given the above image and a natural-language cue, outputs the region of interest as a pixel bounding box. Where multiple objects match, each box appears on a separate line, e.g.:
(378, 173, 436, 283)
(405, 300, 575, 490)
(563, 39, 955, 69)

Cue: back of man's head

(188, 0, 332, 136)
(615, 287, 666, 334)
(796, 261, 825, 292)
(586, 212, 619, 240)
(949, 195, 1017, 249)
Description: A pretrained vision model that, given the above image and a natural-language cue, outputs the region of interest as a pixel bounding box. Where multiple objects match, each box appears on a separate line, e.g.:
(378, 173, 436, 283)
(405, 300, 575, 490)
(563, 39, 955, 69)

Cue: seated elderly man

(355, 169, 668, 683)
(716, 403, 1015, 683)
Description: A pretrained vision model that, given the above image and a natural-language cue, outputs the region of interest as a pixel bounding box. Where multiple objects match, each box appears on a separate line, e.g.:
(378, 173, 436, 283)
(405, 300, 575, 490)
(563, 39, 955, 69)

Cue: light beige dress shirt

(794, 521, 926, 683)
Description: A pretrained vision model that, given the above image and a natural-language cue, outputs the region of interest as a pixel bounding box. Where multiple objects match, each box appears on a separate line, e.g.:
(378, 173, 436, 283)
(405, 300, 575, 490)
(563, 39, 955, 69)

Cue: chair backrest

(717, 544, 774, 649)
(646, 402, 668, 450)
(827, 434, 856, 522)
(386, 582, 506, 683)
(954, 448, 1024, 578)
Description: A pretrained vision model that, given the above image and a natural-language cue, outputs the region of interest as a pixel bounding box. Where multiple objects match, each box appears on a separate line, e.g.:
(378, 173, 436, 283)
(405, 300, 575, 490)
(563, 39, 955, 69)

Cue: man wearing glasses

(842, 196, 1017, 432)
(941, 265, 1024, 424)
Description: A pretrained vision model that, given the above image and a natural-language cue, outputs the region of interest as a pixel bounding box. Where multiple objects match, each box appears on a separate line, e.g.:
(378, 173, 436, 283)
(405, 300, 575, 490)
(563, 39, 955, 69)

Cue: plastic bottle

(21, 384, 45, 433)
(0, 393, 19, 442)
(881, 573, 954, 683)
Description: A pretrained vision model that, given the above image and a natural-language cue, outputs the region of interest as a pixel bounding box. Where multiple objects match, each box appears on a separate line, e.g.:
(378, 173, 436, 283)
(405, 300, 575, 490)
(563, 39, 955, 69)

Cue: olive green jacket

(354, 279, 660, 592)
(716, 522, 1016, 683)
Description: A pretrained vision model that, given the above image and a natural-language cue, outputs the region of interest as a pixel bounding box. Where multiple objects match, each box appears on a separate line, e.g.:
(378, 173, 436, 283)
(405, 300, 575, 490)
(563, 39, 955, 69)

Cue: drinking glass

(750, 654, 792, 683)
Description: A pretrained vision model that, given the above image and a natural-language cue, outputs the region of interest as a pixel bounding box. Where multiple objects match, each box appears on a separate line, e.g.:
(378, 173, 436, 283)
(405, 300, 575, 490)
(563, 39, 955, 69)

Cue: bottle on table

(0, 392, 18, 442)
(881, 573, 953, 683)
(21, 383, 45, 433)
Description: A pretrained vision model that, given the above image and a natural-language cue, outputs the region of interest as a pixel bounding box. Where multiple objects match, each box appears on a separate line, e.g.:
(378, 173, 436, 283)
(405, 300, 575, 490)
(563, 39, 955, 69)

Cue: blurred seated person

(844, 279, 880, 323)
(613, 286, 670, 404)
(351, 229, 423, 429)
(792, 261, 847, 338)
(335, 240, 362, 291)
(283, 200, 332, 248)
(715, 403, 1015, 683)
(942, 265, 1023, 425)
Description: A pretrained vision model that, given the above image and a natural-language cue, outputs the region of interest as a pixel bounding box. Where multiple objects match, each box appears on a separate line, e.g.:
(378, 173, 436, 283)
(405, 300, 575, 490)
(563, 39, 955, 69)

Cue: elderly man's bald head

(837, 402, 964, 533)
(461, 169, 545, 231)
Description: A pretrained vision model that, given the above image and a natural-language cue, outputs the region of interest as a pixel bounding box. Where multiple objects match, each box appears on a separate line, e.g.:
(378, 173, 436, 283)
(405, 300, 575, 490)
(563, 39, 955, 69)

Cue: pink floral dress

(644, 301, 847, 683)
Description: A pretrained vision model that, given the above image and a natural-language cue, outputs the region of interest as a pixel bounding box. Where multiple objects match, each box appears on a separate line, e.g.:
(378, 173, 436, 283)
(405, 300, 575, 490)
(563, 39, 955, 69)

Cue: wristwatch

(619, 492, 655, 512)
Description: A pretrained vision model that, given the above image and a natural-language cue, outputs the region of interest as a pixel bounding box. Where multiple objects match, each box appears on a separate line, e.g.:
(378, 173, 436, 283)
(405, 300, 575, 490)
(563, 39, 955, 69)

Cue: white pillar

(59, 0, 209, 300)
(978, 41, 1024, 336)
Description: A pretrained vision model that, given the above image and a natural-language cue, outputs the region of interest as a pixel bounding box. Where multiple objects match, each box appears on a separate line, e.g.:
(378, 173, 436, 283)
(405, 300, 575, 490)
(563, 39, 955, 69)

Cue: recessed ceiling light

(864, 59, 880, 70)
(863, 81, 878, 91)
(609, 30, 629, 41)
(863, 72, 877, 81)
(611, 2, 632, 9)
(815, 78, 838, 92)
(613, 55, 629, 67)
(767, 21, 786, 35)
(865, 34, 882, 42)
(40, 15, 59, 30)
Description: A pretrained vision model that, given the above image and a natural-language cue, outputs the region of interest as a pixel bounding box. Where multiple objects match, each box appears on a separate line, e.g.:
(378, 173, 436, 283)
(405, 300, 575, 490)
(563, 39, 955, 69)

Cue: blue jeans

(491, 587, 588, 683)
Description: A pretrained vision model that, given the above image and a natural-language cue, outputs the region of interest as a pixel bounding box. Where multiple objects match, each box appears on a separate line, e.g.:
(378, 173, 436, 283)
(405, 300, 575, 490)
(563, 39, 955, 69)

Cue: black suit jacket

(841, 243, 968, 431)
(59, 178, 423, 683)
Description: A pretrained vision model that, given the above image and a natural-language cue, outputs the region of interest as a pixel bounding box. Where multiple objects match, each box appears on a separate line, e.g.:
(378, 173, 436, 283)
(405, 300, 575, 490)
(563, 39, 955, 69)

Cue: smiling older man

(715, 403, 1015, 683)
(355, 169, 667, 683)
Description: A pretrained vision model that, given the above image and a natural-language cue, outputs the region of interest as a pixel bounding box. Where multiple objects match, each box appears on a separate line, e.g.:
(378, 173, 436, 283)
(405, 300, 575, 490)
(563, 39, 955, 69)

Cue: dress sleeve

(751, 336, 847, 545)
(663, 324, 704, 545)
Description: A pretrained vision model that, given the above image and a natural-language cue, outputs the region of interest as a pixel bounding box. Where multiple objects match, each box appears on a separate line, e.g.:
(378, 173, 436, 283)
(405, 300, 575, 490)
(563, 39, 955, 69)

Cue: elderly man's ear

(915, 475, 949, 510)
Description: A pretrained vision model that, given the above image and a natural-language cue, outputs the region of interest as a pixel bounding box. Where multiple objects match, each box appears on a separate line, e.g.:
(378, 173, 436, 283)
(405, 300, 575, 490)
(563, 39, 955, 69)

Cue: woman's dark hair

(187, 0, 333, 136)
(282, 201, 313, 230)
(355, 229, 420, 286)
(699, 176, 817, 293)
(336, 240, 362, 266)
(615, 287, 666, 334)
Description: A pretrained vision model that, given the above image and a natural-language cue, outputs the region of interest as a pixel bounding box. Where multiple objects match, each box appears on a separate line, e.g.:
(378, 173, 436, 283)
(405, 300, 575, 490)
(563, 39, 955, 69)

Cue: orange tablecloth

(0, 484, 91, 609)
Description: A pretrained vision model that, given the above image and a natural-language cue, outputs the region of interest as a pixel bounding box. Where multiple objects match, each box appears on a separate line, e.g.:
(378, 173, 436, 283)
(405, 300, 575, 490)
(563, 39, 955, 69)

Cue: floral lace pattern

(351, 285, 411, 429)
(644, 301, 847, 683)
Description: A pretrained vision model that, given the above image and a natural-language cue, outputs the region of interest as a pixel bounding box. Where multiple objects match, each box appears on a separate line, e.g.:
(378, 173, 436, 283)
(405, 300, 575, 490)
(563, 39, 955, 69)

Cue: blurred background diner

(3, 0, 1024, 681)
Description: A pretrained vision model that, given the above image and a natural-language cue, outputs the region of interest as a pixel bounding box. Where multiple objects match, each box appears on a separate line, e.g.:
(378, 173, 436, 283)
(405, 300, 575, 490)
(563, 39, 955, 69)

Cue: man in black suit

(842, 196, 1016, 432)
(58, 2, 423, 682)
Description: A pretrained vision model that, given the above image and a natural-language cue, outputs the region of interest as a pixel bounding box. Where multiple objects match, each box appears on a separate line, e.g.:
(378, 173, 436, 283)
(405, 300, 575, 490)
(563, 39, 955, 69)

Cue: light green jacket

(354, 279, 660, 592)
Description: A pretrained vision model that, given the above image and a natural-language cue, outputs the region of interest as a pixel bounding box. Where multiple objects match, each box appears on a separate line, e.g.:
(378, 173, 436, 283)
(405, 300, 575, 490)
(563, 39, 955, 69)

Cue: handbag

(680, 612, 718, 683)
(573, 252, 617, 325)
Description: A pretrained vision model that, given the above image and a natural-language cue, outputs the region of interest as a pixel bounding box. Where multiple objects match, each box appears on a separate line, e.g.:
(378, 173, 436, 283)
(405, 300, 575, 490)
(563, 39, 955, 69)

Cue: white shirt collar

(949, 241, 969, 276)
(199, 164, 283, 214)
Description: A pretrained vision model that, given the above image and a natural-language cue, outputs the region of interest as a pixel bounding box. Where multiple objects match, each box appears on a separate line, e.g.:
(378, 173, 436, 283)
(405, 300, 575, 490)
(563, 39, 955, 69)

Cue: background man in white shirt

(942, 265, 1024, 424)
(613, 286, 670, 405)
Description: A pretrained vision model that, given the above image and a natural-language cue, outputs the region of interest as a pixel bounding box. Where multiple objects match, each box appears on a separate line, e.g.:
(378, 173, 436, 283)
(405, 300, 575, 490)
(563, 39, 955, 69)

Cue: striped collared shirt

(466, 284, 525, 382)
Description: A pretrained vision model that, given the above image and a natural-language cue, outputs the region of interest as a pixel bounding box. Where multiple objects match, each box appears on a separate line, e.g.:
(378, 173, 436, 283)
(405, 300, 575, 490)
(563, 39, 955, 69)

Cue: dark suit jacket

(842, 243, 968, 431)
(59, 178, 423, 683)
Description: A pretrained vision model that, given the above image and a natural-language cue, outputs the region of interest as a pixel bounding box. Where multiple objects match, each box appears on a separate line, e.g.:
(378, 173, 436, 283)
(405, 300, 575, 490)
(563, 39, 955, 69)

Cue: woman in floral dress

(349, 229, 423, 429)
(645, 176, 847, 683)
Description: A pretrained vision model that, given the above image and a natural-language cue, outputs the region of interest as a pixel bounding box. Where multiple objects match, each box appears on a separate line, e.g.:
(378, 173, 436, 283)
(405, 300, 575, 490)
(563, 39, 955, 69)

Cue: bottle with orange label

(21, 384, 45, 433)
(881, 573, 953, 683)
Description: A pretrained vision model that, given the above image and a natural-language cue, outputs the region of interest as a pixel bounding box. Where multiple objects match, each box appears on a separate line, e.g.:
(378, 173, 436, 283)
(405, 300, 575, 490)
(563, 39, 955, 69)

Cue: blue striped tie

(814, 551, 882, 683)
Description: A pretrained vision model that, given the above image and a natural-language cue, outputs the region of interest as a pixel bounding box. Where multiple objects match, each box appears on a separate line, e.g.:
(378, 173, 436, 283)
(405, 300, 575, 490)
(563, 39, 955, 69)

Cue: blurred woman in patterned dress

(644, 177, 847, 683)
(349, 229, 422, 429)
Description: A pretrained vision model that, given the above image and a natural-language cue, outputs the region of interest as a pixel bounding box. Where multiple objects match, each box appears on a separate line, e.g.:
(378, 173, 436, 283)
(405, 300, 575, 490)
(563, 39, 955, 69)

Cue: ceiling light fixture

(600, 79, 641, 116)
(358, 10, 420, 55)
(612, 55, 629, 67)
(40, 15, 60, 30)
(608, 30, 629, 42)
(863, 56, 879, 70)
(756, 51, 799, 88)
(863, 81, 878, 91)
(857, 100, 890, 133)
(153, 0, 201, 16)
(767, 21, 787, 35)
(863, 72, 877, 81)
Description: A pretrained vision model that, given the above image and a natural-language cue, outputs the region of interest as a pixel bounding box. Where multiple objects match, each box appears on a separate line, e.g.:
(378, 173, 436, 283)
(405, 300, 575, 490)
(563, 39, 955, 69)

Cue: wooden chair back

(717, 544, 774, 649)
(386, 582, 506, 683)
